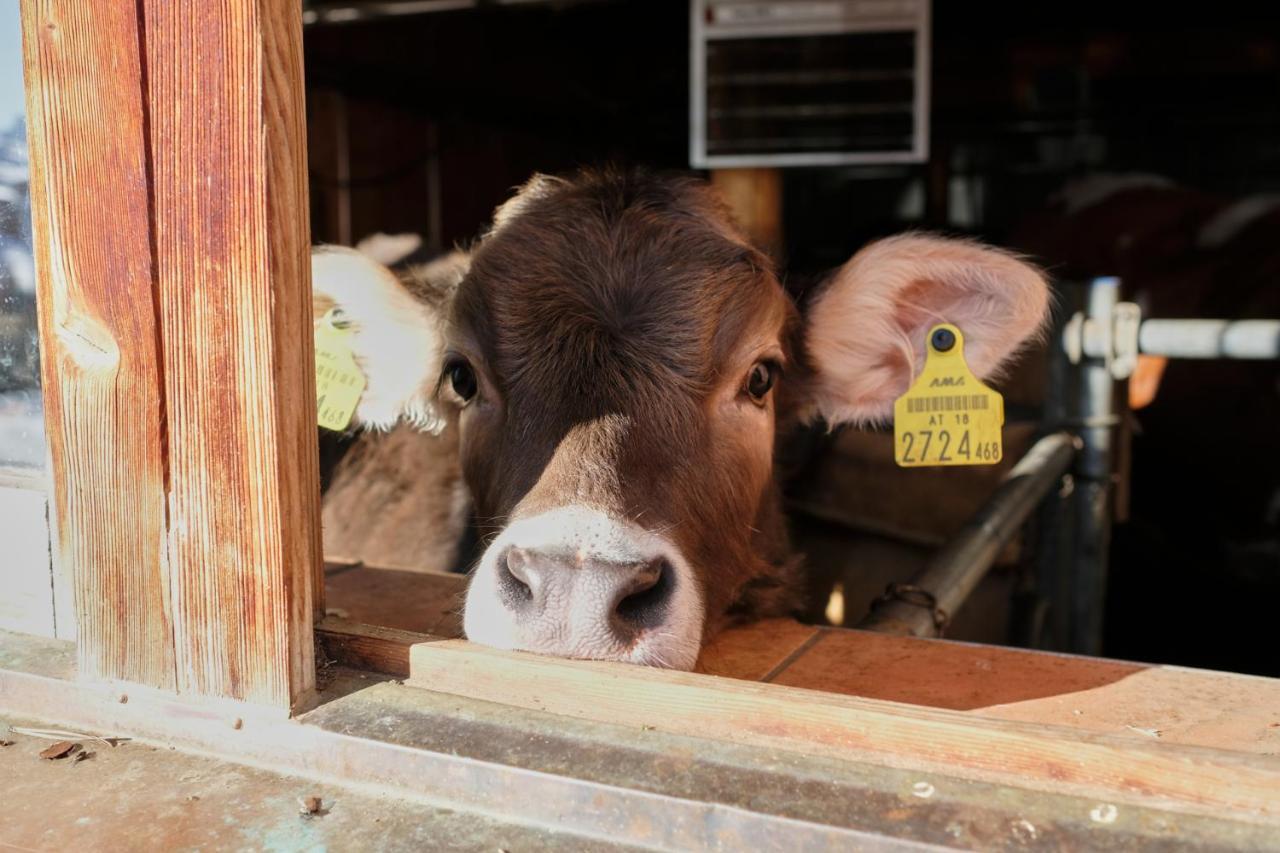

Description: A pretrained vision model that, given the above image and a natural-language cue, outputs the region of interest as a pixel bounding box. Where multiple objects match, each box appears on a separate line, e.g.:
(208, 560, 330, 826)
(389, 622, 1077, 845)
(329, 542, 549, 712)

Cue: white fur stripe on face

(463, 505, 705, 670)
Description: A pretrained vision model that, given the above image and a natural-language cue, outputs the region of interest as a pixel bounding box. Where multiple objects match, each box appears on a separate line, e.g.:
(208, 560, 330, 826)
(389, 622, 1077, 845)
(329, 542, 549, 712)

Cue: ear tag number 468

(893, 324, 1004, 467)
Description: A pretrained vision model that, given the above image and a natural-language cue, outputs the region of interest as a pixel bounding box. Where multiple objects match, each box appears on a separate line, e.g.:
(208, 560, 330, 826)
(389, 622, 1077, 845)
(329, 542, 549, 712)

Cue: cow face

(312, 169, 1049, 669)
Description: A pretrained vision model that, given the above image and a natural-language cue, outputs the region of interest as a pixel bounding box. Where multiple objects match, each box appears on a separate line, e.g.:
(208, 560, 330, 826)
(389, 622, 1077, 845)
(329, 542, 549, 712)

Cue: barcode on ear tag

(893, 324, 1004, 467)
(315, 308, 366, 432)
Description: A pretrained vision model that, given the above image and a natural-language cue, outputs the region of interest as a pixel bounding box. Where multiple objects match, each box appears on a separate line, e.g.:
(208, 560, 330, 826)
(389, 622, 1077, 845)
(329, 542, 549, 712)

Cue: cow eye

(745, 361, 777, 402)
(445, 358, 478, 403)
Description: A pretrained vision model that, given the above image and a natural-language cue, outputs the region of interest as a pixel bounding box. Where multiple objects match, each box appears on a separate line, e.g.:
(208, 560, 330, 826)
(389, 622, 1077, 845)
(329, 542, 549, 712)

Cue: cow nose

(498, 546, 674, 636)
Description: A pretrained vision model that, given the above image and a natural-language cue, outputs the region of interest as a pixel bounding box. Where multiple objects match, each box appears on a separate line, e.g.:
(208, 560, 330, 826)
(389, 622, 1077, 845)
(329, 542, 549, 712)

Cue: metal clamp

(872, 583, 950, 633)
(1110, 302, 1141, 379)
(1062, 300, 1143, 379)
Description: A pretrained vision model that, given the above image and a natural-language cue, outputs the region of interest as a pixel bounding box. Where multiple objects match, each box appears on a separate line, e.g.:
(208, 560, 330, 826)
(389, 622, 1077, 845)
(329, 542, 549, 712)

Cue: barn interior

(299, 0, 1280, 679)
(2, 3, 1280, 848)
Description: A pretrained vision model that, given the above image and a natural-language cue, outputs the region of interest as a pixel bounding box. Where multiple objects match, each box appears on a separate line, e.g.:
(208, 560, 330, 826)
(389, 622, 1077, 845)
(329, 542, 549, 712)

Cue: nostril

(497, 546, 534, 607)
(613, 557, 673, 631)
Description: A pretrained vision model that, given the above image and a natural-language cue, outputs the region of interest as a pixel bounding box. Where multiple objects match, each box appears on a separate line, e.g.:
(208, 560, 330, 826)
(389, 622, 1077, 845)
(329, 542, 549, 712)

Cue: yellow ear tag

(314, 308, 366, 432)
(893, 324, 1004, 467)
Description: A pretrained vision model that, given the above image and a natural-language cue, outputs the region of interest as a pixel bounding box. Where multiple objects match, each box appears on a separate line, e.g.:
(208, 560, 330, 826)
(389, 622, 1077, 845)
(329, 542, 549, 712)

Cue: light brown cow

(312, 168, 1049, 669)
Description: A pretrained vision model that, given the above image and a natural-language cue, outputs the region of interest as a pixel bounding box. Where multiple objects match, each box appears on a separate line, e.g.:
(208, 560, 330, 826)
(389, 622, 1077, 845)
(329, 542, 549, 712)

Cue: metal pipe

(859, 431, 1078, 637)
(1078, 318, 1280, 362)
(1137, 319, 1280, 360)
(1068, 277, 1120, 655)
(1027, 294, 1077, 650)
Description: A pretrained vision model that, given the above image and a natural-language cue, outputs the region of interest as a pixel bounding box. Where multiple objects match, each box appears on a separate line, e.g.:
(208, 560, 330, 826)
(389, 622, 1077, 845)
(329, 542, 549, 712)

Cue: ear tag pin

(893, 324, 1004, 467)
(315, 307, 367, 432)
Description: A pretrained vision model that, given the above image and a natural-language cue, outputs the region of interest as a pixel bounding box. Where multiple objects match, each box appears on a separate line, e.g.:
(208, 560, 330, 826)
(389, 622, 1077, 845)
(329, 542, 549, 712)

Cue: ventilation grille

(691, 1, 930, 168)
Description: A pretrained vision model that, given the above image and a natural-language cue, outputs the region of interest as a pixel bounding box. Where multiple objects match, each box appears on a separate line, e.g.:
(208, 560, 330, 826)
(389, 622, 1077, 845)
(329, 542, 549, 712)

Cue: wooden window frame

(21, 0, 321, 709)
(6, 2, 1280, 845)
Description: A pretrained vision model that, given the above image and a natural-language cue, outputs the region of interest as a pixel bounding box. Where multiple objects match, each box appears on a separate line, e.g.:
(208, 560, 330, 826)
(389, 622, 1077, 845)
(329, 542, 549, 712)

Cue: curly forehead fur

(454, 169, 800, 420)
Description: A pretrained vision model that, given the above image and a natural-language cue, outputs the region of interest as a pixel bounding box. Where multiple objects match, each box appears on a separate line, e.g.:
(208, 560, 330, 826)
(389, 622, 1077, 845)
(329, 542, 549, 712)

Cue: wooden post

(21, 0, 321, 711)
(21, 0, 176, 689)
(710, 168, 783, 261)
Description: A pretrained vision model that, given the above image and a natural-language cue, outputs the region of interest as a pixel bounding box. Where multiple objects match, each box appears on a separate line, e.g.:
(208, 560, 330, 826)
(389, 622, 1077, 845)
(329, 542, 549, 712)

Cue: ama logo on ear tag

(893, 324, 1004, 467)
(315, 308, 367, 432)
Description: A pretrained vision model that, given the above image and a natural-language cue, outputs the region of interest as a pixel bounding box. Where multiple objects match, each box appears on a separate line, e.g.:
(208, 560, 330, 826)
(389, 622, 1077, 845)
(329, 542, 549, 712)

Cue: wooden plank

(142, 0, 320, 708)
(316, 616, 437, 678)
(0, 486, 54, 637)
(312, 577, 1280, 759)
(407, 640, 1280, 822)
(694, 619, 820, 681)
(771, 629, 1280, 756)
(323, 566, 464, 637)
(20, 0, 175, 686)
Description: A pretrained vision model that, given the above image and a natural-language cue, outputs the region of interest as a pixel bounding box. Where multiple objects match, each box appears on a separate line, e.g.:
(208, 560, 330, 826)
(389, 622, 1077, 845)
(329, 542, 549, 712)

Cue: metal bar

(1069, 278, 1120, 655)
(1138, 319, 1280, 360)
(859, 431, 1078, 637)
(1078, 317, 1280, 361)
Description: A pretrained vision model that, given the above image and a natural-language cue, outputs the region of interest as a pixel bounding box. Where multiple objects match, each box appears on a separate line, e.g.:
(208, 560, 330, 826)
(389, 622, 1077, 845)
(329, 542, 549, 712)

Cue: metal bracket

(1110, 302, 1141, 379)
(1062, 301, 1143, 380)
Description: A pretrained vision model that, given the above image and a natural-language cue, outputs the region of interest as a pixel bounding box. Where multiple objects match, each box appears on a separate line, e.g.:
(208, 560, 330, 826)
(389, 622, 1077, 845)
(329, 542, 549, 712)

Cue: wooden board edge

(405, 639, 1280, 824)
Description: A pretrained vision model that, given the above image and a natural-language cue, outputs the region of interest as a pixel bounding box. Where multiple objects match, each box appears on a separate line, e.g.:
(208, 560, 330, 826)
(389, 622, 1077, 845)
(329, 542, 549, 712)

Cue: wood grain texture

(142, 0, 320, 708)
(773, 629, 1280, 756)
(316, 616, 437, 678)
(408, 640, 1280, 823)
(20, 0, 175, 687)
(694, 618, 820, 681)
(323, 565, 464, 637)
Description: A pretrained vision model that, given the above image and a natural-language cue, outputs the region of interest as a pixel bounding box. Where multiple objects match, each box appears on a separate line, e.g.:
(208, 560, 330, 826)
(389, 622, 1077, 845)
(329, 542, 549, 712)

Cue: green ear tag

(315, 308, 366, 432)
(893, 324, 1004, 467)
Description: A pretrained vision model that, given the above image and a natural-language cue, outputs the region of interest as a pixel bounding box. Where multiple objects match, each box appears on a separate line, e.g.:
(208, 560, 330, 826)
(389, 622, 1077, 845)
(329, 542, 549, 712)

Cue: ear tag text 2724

(315, 308, 366, 432)
(893, 324, 1004, 467)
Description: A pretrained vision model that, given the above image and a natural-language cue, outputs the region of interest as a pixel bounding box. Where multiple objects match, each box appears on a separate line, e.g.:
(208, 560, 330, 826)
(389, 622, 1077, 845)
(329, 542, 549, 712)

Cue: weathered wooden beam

(141, 0, 321, 709)
(316, 617, 439, 678)
(21, 0, 176, 688)
(407, 640, 1280, 822)
(22, 0, 320, 709)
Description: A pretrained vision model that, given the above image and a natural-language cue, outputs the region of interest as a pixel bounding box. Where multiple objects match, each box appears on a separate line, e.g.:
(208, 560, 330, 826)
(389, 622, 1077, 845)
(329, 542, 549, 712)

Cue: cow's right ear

(799, 235, 1050, 426)
(310, 245, 459, 433)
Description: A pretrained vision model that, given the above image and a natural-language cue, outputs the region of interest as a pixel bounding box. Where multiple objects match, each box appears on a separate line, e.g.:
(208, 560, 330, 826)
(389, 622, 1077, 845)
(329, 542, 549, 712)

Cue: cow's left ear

(802, 234, 1050, 426)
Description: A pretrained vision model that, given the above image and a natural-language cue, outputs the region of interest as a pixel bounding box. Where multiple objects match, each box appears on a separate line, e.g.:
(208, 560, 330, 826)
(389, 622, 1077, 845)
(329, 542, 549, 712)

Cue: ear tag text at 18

(315, 308, 366, 432)
(893, 324, 1004, 467)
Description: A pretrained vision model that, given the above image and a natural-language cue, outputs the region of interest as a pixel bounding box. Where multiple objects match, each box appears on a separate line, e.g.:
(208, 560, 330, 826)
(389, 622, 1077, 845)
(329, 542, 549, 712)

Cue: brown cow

(312, 168, 1049, 669)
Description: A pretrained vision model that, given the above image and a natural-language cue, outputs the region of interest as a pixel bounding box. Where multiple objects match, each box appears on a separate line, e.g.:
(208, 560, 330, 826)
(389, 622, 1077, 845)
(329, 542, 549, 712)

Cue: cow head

(313, 169, 1049, 669)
